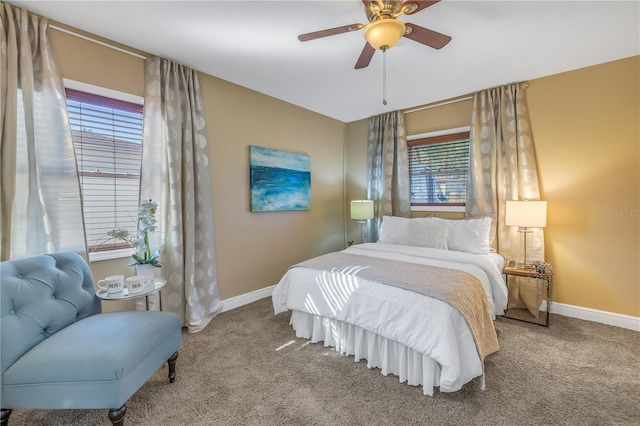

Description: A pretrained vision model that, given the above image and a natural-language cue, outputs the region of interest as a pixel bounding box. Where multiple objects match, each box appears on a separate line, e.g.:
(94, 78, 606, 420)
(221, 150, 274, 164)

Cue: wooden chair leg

(108, 405, 126, 426)
(1, 409, 12, 426)
(168, 351, 178, 383)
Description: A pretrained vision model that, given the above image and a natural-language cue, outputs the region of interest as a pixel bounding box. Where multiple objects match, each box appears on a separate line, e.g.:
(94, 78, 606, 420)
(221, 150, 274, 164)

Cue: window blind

(65, 89, 143, 251)
(408, 132, 470, 206)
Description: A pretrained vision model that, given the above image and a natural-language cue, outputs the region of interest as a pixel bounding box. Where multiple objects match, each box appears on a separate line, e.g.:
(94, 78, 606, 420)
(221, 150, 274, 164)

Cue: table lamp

(505, 200, 547, 268)
(350, 200, 374, 243)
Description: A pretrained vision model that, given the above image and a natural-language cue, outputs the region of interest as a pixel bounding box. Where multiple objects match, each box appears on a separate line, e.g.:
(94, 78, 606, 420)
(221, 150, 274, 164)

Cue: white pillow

(379, 216, 411, 245)
(406, 217, 449, 250)
(379, 216, 448, 250)
(446, 216, 492, 254)
(465, 214, 497, 249)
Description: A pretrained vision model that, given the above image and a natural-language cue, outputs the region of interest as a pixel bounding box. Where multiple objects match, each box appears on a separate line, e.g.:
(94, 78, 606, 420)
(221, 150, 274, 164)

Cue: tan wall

(344, 119, 369, 244)
(51, 28, 145, 96)
(345, 56, 639, 318)
(527, 56, 639, 317)
(50, 25, 346, 304)
(405, 97, 473, 135)
(201, 76, 346, 298)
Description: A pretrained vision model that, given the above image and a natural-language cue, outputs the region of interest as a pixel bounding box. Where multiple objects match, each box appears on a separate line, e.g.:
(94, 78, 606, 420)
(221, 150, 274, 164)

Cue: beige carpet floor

(9, 297, 640, 426)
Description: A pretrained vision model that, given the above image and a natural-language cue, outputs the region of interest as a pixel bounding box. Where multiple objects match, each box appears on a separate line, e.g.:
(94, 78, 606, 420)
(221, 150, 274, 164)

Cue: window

(65, 87, 143, 253)
(408, 130, 470, 209)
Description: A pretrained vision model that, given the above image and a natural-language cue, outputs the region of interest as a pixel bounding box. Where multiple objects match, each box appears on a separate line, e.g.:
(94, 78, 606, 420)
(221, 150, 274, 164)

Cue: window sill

(89, 248, 132, 263)
(412, 205, 466, 213)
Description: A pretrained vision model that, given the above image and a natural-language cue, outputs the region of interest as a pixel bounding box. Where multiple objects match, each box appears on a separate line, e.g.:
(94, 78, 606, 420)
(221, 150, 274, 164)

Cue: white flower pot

(134, 263, 161, 311)
(135, 263, 157, 279)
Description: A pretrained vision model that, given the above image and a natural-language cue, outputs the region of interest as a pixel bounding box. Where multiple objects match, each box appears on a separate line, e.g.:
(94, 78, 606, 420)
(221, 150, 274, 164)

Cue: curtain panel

(0, 2, 86, 260)
(366, 111, 411, 242)
(141, 56, 222, 332)
(466, 82, 544, 263)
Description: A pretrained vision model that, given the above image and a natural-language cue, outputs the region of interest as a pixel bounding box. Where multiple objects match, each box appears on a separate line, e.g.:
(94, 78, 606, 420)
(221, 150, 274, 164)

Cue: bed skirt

(290, 310, 445, 396)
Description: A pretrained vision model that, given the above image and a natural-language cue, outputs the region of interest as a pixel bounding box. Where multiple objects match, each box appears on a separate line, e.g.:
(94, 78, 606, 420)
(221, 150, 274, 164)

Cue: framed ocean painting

(250, 146, 311, 212)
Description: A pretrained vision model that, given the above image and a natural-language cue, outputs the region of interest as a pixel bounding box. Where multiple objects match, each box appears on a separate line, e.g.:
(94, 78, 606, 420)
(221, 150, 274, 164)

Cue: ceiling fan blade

(355, 43, 376, 69)
(404, 23, 451, 49)
(298, 24, 363, 42)
(400, 0, 440, 16)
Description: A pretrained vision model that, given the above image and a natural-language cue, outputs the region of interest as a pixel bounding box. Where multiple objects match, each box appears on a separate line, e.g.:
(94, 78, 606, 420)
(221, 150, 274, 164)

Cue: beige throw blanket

(293, 252, 499, 362)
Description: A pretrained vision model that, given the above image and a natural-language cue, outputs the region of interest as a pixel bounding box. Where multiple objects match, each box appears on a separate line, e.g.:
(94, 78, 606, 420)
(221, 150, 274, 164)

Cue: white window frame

(64, 79, 144, 262)
(408, 126, 470, 213)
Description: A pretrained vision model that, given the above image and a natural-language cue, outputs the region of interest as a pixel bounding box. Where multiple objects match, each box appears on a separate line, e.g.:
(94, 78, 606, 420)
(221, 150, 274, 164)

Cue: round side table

(96, 277, 167, 311)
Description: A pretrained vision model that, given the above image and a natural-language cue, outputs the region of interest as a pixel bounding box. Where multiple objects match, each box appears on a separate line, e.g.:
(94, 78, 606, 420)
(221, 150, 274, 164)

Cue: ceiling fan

(298, 0, 452, 69)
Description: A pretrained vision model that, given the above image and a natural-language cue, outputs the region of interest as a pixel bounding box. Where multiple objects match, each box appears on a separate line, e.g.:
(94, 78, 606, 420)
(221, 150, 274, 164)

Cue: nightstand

(502, 263, 553, 327)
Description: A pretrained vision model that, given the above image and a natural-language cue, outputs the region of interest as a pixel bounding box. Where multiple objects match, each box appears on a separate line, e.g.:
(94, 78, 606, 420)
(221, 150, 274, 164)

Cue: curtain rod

(50, 25, 146, 60)
(404, 96, 473, 114)
(404, 82, 529, 115)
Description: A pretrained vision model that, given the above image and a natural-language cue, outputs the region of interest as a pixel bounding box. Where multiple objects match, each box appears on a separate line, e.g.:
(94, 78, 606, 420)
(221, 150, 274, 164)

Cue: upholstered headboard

(0, 252, 101, 374)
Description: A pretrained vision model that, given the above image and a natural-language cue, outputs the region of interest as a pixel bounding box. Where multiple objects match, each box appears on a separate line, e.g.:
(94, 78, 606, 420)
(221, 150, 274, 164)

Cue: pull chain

(382, 47, 387, 106)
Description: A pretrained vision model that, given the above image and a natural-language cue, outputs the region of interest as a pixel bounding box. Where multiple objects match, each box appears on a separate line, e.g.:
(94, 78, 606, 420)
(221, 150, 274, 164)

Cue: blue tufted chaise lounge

(0, 252, 182, 425)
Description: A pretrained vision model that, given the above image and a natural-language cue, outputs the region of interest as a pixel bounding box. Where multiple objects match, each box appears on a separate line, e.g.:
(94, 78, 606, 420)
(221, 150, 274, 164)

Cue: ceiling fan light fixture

(364, 18, 406, 50)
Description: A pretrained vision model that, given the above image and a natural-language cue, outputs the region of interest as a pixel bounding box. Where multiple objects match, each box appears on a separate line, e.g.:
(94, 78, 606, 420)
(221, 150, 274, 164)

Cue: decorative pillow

(379, 216, 448, 250)
(406, 217, 449, 250)
(446, 216, 492, 254)
(379, 216, 411, 245)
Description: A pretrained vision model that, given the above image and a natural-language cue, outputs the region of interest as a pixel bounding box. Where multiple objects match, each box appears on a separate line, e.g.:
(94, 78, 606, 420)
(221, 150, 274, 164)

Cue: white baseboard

(550, 302, 639, 332)
(221, 284, 275, 313)
(219, 285, 639, 332)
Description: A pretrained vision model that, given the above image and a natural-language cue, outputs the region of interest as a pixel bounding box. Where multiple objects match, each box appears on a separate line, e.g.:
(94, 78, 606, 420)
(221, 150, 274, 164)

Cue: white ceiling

(10, 1, 640, 123)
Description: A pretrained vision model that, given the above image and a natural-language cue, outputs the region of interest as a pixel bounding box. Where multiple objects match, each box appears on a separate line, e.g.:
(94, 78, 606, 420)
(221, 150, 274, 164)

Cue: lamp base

(516, 227, 534, 268)
(358, 220, 369, 244)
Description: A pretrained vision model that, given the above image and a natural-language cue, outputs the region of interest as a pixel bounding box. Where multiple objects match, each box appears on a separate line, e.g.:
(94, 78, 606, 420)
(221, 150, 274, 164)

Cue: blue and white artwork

(250, 146, 311, 212)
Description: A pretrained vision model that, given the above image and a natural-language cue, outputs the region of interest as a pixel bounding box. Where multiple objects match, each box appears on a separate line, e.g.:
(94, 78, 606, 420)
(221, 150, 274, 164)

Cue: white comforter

(272, 243, 507, 393)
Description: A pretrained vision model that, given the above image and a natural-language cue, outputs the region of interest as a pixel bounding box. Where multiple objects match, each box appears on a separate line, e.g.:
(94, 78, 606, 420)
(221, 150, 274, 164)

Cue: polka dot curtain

(1, 3, 87, 261)
(366, 111, 412, 243)
(141, 56, 223, 333)
(466, 82, 545, 263)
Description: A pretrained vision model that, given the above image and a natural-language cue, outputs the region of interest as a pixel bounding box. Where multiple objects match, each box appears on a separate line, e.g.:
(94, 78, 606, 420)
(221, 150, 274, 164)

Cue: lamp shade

(363, 19, 406, 50)
(351, 200, 374, 220)
(505, 200, 547, 228)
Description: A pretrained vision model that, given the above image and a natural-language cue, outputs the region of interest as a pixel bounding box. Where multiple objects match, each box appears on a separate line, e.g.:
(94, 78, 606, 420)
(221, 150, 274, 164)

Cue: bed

(272, 215, 508, 396)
